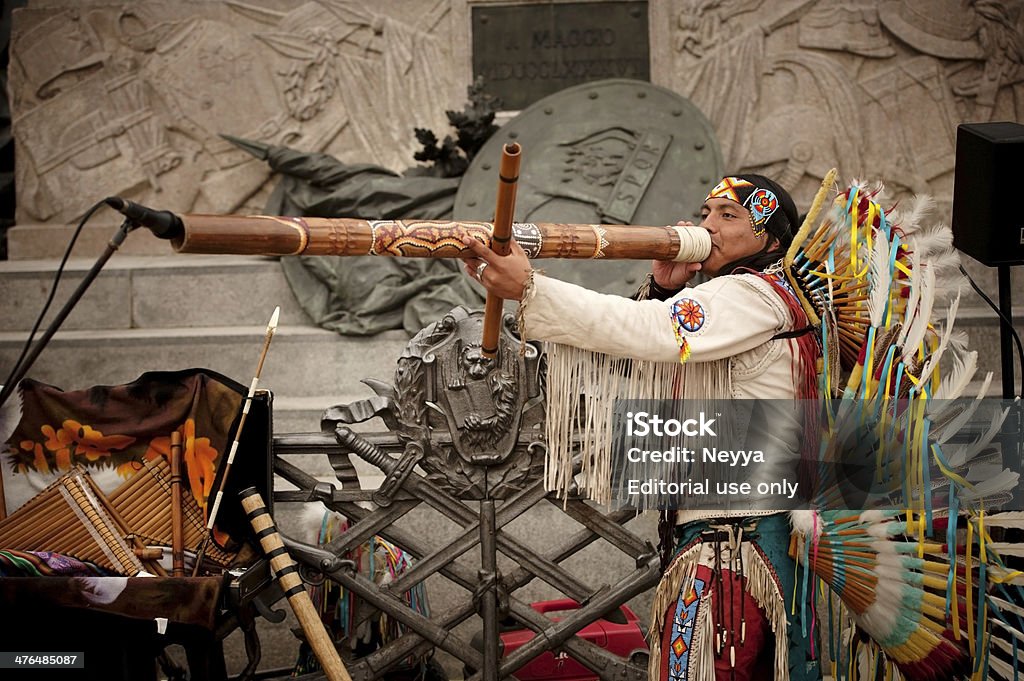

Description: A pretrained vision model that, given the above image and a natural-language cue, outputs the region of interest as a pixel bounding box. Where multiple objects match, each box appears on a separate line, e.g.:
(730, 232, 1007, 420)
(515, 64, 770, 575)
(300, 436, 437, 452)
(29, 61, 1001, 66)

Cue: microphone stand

(996, 265, 1023, 508)
(0, 218, 135, 410)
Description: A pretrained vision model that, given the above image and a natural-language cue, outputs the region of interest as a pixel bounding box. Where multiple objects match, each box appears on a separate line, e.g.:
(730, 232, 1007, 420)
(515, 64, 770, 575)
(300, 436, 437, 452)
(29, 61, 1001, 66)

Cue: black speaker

(952, 121, 1024, 267)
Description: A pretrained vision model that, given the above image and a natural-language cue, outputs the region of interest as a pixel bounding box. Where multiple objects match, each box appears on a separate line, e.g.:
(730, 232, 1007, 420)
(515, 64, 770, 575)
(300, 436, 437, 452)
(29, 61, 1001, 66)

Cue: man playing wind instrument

(462, 174, 821, 681)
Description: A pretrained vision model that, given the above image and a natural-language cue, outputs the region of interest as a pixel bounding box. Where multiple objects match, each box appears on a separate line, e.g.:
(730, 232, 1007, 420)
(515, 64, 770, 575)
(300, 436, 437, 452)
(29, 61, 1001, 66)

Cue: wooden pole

(239, 487, 351, 681)
(0, 457, 6, 522)
(192, 306, 279, 575)
(170, 430, 185, 577)
(0, 382, 10, 520)
(481, 142, 521, 359)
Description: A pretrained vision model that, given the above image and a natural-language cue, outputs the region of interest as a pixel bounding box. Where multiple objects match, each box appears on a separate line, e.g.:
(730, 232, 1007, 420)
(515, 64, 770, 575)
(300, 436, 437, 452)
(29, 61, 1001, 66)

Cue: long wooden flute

(480, 142, 521, 358)
(170, 216, 712, 262)
(170, 430, 185, 577)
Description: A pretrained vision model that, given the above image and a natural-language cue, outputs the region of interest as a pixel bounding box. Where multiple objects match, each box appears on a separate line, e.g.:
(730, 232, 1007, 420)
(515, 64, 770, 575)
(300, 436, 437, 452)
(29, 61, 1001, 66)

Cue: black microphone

(105, 197, 184, 240)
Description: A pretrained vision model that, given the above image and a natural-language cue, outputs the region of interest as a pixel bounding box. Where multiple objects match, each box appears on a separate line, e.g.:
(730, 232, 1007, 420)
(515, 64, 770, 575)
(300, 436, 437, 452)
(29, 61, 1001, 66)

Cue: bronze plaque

(454, 79, 722, 296)
(472, 2, 649, 111)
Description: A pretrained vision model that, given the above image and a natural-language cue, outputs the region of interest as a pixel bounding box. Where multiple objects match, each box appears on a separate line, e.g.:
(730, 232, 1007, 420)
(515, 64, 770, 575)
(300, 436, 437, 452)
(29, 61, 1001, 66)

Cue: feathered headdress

(784, 172, 1022, 680)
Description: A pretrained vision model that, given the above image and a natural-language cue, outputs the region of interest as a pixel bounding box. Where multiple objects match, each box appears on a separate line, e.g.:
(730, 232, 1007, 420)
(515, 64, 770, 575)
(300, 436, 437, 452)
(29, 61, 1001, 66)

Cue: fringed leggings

(653, 514, 820, 681)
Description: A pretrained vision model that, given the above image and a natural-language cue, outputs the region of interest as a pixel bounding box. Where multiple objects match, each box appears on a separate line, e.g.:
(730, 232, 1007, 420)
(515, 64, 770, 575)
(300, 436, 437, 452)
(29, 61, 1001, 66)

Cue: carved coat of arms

(392, 307, 545, 498)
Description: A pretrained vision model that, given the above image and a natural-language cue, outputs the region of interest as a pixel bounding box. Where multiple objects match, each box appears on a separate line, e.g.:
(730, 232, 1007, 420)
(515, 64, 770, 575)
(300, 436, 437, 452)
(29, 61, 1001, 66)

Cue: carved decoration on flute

(655, 0, 1024, 209)
(8, 0, 456, 225)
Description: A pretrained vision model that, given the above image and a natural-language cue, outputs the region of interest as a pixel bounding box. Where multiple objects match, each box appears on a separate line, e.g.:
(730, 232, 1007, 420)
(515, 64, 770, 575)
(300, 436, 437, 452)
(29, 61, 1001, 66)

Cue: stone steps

(0, 252, 413, 433)
(6, 222, 176, 260)
(1, 313, 1015, 397)
(0, 255, 307, 331)
(262, 394, 378, 435)
(0, 325, 409, 412)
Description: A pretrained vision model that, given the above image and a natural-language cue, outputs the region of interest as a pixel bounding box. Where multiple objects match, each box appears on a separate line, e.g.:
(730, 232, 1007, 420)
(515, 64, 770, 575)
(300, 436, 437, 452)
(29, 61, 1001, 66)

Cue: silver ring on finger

(475, 262, 488, 280)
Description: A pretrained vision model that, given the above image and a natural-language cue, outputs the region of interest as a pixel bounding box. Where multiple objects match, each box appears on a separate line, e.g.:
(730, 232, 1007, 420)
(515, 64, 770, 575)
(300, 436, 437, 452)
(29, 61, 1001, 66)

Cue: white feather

(932, 368, 992, 429)
(894, 195, 936, 237)
(974, 370, 994, 400)
(989, 654, 1018, 680)
(789, 510, 823, 540)
(859, 509, 892, 524)
(831, 195, 854, 247)
(987, 627, 1024, 681)
(931, 351, 979, 403)
(897, 248, 923, 347)
(870, 180, 888, 203)
(868, 235, 892, 327)
(991, 617, 1024, 646)
(902, 266, 935, 363)
(906, 222, 953, 258)
(991, 594, 1024, 621)
(986, 512, 1024, 529)
(936, 397, 983, 446)
(963, 450, 1004, 477)
(944, 403, 1009, 466)
(948, 329, 970, 353)
(959, 470, 1020, 502)
(924, 250, 963, 289)
(985, 542, 1024, 557)
(918, 292, 961, 381)
(991, 566, 1024, 585)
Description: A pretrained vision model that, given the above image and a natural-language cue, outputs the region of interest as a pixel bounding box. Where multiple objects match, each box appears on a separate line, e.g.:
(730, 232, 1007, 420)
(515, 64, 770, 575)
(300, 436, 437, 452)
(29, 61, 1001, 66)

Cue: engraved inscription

(472, 2, 650, 110)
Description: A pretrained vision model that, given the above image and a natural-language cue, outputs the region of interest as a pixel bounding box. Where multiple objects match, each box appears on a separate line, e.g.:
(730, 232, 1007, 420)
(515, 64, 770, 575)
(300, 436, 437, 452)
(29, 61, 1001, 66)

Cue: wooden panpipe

(170, 215, 713, 263)
(107, 457, 233, 568)
(0, 458, 232, 575)
(0, 467, 143, 575)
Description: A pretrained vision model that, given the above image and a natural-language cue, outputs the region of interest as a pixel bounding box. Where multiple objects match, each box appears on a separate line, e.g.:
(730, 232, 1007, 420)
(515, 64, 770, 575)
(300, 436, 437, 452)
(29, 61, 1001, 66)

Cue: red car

(485, 599, 649, 681)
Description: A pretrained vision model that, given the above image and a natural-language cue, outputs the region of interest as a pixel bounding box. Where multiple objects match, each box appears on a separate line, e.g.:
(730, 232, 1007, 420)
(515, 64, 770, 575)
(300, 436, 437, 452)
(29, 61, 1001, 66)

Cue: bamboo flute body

(172, 215, 700, 261)
(481, 143, 521, 358)
(170, 430, 185, 577)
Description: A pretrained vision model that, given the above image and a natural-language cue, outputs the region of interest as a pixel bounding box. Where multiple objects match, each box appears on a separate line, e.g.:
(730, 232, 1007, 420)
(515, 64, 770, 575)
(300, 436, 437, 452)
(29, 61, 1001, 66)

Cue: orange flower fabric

(143, 418, 221, 516)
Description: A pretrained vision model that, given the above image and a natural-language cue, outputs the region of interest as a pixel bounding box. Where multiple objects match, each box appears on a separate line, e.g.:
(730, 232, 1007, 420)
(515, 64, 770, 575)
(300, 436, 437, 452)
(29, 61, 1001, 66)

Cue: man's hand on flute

(462, 219, 707, 300)
(650, 220, 704, 291)
(461, 236, 533, 301)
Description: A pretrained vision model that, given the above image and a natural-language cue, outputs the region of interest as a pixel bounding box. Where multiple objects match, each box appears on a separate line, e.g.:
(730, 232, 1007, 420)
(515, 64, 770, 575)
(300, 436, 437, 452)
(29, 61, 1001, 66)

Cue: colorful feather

(784, 175, 1019, 681)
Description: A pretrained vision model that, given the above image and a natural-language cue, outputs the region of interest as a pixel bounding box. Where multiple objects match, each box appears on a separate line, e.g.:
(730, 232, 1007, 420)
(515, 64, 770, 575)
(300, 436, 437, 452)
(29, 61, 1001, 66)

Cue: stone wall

(8, 0, 1023, 219)
(650, 0, 1023, 210)
(9, 0, 461, 225)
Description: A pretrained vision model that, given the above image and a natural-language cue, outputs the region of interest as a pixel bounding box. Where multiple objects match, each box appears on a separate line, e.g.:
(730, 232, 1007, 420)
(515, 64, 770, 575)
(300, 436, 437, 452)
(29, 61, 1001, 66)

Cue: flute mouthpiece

(673, 225, 713, 262)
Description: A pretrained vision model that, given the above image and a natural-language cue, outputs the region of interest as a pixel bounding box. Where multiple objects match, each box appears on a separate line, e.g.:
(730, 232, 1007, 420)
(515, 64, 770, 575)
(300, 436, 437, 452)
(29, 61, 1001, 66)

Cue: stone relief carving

(9, 0, 1020, 228)
(9, 1, 455, 225)
(661, 0, 1024, 208)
